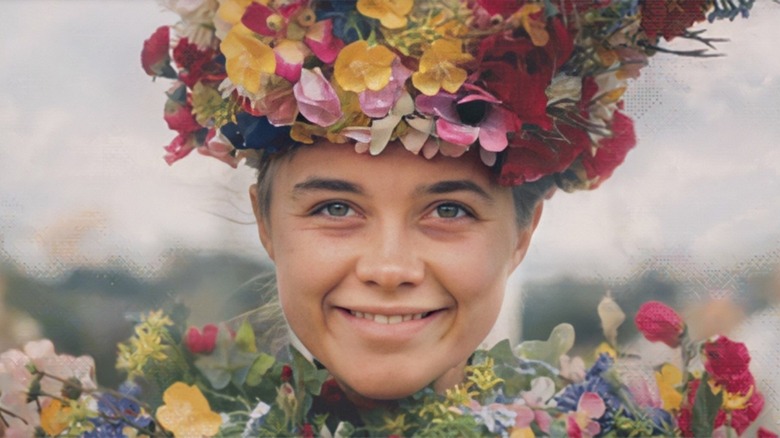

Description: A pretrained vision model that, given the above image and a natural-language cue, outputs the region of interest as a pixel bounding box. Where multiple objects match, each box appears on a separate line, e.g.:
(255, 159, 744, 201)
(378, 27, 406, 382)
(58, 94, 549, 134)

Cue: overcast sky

(1, 1, 778, 286)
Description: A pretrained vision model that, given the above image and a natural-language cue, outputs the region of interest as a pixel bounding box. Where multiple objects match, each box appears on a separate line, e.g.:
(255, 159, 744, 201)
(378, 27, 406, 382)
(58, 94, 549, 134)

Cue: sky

(1, 0, 779, 287)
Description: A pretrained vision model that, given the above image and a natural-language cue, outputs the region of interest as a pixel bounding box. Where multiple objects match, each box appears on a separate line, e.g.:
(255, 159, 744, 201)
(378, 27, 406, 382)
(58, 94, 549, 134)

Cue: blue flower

(314, 0, 372, 44)
(220, 113, 293, 152)
(555, 354, 624, 433)
(85, 382, 154, 437)
(469, 403, 517, 438)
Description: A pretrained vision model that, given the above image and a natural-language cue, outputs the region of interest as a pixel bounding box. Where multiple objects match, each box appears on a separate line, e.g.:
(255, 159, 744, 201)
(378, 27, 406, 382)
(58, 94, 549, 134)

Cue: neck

(337, 359, 468, 408)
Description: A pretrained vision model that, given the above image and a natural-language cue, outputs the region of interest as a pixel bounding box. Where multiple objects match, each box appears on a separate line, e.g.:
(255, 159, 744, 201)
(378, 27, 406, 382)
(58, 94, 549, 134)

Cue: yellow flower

(217, 0, 263, 26)
(141, 309, 173, 333)
(411, 38, 473, 96)
(157, 382, 222, 438)
(510, 427, 536, 438)
(715, 383, 755, 411)
(357, 0, 414, 29)
(40, 399, 70, 436)
(655, 363, 683, 411)
(465, 357, 504, 392)
(445, 384, 477, 406)
(221, 24, 276, 94)
(594, 342, 617, 359)
(334, 41, 396, 93)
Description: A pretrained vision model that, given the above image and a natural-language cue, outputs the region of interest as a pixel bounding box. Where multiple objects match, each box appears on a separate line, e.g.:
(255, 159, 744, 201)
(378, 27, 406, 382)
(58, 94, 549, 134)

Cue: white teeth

(349, 310, 429, 324)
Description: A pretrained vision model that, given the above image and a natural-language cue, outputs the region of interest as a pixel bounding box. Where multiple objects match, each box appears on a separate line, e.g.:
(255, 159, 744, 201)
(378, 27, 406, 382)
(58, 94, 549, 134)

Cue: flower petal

(294, 68, 343, 127)
(435, 118, 479, 146)
(305, 19, 345, 63)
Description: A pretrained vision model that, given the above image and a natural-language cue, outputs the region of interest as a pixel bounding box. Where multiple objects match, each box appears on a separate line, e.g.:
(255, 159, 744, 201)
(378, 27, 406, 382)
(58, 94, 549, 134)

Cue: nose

(355, 221, 425, 291)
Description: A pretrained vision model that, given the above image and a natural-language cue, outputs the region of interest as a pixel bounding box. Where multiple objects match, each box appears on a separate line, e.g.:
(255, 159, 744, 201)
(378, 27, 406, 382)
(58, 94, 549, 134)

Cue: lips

(348, 310, 431, 324)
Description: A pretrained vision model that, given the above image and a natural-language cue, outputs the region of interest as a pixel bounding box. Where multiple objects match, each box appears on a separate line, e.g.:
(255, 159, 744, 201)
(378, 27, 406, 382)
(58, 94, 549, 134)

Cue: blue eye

(433, 203, 469, 219)
(315, 202, 354, 217)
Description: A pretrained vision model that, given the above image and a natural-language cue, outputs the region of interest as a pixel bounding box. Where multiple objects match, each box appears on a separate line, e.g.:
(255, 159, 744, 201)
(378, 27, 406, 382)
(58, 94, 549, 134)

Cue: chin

(336, 368, 438, 401)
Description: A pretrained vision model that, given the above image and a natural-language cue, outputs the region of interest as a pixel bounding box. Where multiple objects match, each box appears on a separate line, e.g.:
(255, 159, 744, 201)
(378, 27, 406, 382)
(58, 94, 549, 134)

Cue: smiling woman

(0, 0, 778, 437)
(251, 142, 541, 402)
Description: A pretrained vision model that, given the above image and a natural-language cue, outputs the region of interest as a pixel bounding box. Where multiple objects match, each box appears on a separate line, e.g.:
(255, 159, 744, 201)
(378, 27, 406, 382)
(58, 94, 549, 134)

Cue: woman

(0, 0, 773, 437)
(248, 140, 546, 403)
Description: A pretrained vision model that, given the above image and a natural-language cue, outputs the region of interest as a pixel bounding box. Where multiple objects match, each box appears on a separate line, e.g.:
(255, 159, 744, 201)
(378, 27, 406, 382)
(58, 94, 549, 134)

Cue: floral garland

(143, 0, 755, 189)
(0, 299, 776, 437)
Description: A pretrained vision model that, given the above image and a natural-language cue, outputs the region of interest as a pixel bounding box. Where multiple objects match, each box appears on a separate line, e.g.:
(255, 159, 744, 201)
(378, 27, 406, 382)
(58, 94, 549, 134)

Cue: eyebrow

(417, 180, 494, 202)
(292, 178, 364, 196)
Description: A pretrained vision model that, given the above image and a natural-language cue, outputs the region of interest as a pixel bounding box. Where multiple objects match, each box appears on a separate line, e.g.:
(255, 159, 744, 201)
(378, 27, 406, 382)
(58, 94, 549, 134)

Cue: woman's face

(251, 142, 540, 400)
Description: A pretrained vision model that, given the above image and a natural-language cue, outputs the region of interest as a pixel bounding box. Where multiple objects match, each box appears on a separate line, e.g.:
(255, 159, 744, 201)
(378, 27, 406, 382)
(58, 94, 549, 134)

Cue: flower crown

(143, 0, 754, 188)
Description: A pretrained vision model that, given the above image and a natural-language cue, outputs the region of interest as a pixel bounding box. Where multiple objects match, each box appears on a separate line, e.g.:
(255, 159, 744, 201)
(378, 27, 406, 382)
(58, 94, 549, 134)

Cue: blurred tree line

(1, 251, 776, 388)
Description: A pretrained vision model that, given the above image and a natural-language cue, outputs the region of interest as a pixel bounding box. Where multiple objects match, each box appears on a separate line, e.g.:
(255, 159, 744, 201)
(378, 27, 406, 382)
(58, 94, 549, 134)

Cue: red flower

(320, 378, 344, 403)
(301, 423, 314, 438)
(172, 39, 222, 88)
(498, 123, 588, 186)
(715, 391, 765, 435)
(634, 301, 685, 348)
(759, 427, 779, 438)
(703, 336, 754, 394)
(676, 378, 700, 437)
(475, 0, 523, 18)
(141, 26, 176, 78)
(640, 0, 709, 41)
(281, 365, 293, 382)
(477, 17, 573, 130)
(184, 324, 218, 354)
(164, 98, 201, 134)
(580, 110, 636, 189)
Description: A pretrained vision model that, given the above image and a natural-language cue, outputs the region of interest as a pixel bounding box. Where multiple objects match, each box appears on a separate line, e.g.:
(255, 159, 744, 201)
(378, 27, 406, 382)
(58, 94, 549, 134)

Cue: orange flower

(156, 382, 222, 437)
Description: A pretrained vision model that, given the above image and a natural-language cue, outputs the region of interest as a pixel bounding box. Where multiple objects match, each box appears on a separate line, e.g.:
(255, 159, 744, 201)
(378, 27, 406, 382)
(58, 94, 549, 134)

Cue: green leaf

(246, 353, 277, 387)
(515, 323, 575, 366)
(691, 374, 723, 438)
(235, 319, 258, 353)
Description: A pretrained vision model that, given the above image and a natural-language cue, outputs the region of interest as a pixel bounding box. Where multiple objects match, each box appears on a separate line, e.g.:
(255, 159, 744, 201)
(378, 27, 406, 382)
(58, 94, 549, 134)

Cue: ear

(511, 201, 543, 269)
(249, 184, 275, 261)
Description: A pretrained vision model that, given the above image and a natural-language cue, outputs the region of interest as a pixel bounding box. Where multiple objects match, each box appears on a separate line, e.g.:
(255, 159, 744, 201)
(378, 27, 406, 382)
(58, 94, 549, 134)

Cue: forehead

(272, 142, 500, 192)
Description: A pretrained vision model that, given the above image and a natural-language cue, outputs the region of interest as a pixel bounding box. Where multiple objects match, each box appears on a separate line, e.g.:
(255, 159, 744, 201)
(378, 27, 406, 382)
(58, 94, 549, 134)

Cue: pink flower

(293, 68, 343, 127)
(197, 129, 241, 168)
(415, 84, 521, 151)
(634, 301, 685, 348)
(164, 133, 197, 165)
(242, 2, 343, 83)
(141, 26, 175, 78)
(185, 324, 219, 354)
(566, 392, 606, 438)
(358, 59, 412, 118)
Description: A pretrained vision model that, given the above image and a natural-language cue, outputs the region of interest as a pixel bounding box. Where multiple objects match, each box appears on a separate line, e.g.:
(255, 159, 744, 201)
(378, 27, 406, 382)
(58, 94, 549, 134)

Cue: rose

(634, 301, 685, 348)
(703, 336, 754, 394)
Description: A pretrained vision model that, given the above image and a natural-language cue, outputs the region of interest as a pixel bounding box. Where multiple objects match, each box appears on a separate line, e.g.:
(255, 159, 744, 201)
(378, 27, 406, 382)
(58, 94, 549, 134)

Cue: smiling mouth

(347, 310, 435, 324)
